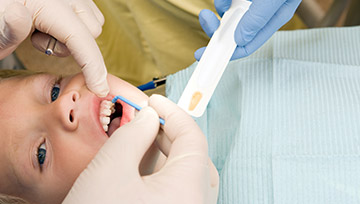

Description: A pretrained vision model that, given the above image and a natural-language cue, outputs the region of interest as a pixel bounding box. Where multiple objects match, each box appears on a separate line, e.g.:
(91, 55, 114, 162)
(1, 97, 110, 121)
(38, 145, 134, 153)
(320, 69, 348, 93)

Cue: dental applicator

(112, 95, 165, 125)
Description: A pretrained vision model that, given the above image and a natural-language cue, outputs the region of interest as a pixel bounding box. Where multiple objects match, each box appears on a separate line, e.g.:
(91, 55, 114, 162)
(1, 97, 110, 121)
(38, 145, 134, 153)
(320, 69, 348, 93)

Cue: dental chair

(297, 0, 359, 28)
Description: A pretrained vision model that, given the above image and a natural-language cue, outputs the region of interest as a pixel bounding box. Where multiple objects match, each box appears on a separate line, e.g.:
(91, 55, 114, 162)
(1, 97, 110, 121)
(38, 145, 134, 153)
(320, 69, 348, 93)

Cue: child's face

(0, 73, 148, 204)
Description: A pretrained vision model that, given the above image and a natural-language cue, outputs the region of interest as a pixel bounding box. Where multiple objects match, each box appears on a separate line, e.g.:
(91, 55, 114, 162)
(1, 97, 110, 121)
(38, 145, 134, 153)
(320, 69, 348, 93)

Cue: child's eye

(37, 143, 46, 166)
(51, 83, 60, 102)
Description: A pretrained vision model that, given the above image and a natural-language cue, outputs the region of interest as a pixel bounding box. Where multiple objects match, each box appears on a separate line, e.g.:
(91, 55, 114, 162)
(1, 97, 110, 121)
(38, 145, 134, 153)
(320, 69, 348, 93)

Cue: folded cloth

(166, 26, 360, 204)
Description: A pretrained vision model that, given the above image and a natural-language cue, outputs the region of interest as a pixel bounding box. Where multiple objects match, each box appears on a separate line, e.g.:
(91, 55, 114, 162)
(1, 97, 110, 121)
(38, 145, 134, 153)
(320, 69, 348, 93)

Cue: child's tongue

(107, 118, 120, 137)
(107, 102, 135, 137)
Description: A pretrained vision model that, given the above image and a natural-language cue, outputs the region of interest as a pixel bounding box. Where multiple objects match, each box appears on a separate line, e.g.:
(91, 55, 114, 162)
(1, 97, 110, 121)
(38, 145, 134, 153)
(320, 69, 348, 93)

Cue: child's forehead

(0, 134, 25, 196)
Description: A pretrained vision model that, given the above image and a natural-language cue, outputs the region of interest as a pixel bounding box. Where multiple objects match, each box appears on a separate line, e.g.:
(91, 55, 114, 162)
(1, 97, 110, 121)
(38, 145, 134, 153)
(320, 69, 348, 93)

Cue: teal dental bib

(166, 26, 360, 204)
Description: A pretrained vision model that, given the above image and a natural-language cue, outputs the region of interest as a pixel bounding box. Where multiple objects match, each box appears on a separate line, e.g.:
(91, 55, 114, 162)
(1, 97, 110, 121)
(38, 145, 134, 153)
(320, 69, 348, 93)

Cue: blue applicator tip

(112, 95, 165, 125)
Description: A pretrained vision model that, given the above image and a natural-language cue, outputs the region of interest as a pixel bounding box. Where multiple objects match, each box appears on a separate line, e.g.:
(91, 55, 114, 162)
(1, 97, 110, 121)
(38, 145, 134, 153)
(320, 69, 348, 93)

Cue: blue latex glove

(195, 0, 302, 60)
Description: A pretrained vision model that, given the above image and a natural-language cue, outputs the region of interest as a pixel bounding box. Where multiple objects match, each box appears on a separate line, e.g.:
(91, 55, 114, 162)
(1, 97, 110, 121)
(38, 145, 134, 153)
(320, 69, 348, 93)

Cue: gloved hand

(0, 0, 109, 97)
(62, 94, 219, 204)
(195, 0, 302, 60)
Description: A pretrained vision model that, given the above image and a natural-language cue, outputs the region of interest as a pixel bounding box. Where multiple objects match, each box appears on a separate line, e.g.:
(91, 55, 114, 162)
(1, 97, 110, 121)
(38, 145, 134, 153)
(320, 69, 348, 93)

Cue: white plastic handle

(177, 0, 251, 117)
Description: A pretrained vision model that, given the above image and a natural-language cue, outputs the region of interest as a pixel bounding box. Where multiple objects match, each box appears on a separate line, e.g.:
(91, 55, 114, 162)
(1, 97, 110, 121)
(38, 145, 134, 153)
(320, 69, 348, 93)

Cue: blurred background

(2, 0, 359, 88)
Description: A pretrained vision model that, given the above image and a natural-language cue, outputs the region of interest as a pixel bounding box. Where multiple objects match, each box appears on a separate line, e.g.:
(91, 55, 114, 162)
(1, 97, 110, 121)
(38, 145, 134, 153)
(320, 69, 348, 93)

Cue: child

(0, 70, 161, 204)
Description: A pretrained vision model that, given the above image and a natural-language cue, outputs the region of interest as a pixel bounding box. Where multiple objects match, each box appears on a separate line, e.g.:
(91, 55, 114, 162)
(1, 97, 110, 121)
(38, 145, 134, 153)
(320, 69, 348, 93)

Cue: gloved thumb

(100, 106, 160, 175)
(0, 2, 32, 59)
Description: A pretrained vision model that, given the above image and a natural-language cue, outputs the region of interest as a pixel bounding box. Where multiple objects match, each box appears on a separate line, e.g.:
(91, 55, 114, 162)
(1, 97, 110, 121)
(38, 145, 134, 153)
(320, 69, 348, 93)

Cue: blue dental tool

(112, 95, 165, 125)
(137, 77, 166, 91)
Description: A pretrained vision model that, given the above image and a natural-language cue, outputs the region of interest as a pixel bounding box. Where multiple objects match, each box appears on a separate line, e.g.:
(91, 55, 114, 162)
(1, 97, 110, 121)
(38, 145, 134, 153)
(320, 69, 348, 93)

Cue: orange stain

(189, 91, 203, 111)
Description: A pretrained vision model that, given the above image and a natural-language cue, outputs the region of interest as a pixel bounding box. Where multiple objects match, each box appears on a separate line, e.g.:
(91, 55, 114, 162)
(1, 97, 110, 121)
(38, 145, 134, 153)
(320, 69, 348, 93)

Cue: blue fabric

(166, 26, 360, 204)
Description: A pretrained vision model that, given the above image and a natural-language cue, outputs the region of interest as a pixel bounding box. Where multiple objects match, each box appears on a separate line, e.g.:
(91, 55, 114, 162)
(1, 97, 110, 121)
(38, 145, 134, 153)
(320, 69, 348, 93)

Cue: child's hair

(0, 69, 36, 204)
(0, 194, 28, 204)
(0, 69, 36, 80)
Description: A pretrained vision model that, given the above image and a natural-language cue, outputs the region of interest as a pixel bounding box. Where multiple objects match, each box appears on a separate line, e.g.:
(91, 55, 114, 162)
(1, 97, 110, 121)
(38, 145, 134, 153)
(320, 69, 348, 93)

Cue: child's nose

(55, 91, 80, 131)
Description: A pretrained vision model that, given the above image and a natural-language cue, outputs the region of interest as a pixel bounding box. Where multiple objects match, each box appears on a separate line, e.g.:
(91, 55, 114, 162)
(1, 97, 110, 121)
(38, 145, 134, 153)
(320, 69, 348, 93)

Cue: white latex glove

(0, 0, 109, 97)
(63, 95, 219, 204)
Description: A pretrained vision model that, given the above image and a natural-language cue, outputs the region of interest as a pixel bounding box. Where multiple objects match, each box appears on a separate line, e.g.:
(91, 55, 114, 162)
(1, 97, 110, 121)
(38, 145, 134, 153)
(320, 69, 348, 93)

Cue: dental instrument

(45, 37, 57, 55)
(177, 0, 251, 117)
(137, 77, 166, 91)
(112, 95, 165, 125)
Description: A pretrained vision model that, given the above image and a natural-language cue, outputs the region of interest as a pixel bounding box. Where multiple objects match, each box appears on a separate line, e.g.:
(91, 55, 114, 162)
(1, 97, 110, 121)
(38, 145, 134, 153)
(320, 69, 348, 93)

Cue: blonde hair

(0, 69, 36, 80)
(0, 194, 28, 204)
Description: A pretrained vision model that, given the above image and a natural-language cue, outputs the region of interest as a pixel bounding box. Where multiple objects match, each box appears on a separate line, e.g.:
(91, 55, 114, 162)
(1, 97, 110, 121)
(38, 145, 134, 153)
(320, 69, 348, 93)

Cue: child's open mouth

(99, 99, 134, 137)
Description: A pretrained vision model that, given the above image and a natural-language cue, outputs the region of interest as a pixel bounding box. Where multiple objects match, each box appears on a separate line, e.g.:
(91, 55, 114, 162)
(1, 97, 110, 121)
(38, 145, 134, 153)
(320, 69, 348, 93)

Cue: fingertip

(3, 2, 32, 44)
(194, 47, 206, 61)
(90, 22, 103, 39)
(82, 64, 109, 97)
(133, 106, 159, 125)
(231, 47, 247, 60)
(199, 9, 219, 38)
(214, 0, 232, 17)
(90, 83, 109, 98)
(148, 94, 167, 108)
(148, 94, 177, 119)
(208, 159, 219, 188)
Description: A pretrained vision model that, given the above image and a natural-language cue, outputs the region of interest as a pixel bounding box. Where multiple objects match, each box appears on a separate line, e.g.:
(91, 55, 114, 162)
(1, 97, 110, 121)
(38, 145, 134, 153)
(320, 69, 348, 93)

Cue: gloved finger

(149, 95, 208, 161)
(0, 2, 31, 59)
(101, 107, 160, 173)
(214, 0, 232, 17)
(87, 0, 105, 26)
(208, 158, 220, 202)
(194, 47, 206, 61)
(208, 159, 219, 187)
(231, 0, 301, 59)
(70, 0, 103, 38)
(29, 0, 109, 97)
(156, 129, 172, 156)
(199, 9, 220, 38)
(235, 0, 284, 47)
(31, 32, 70, 57)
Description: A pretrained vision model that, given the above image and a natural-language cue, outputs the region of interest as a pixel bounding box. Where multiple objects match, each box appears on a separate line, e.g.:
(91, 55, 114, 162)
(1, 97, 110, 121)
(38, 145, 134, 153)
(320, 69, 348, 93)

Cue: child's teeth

(102, 125, 108, 132)
(99, 100, 115, 133)
(101, 100, 112, 109)
(100, 116, 110, 124)
(101, 104, 111, 110)
(101, 108, 111, 116)
(100, 100, 108, 106)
